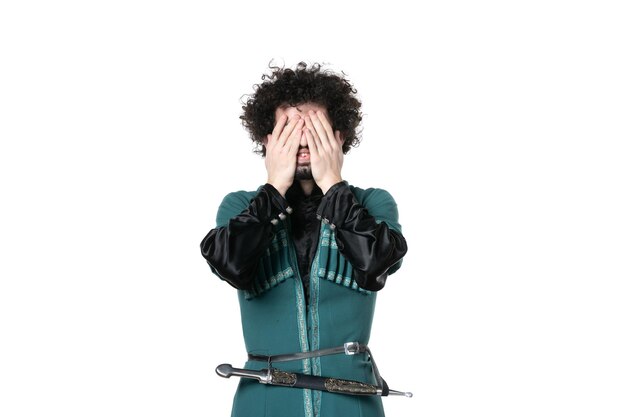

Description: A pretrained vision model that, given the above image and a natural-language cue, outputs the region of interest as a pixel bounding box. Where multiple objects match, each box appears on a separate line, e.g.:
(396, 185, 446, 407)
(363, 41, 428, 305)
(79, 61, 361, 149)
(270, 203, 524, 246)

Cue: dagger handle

(216, 364, 271, 383)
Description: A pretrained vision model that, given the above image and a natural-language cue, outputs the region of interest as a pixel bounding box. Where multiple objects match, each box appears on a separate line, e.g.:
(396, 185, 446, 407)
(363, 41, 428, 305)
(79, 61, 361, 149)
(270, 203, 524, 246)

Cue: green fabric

(213, 183, 403, 417)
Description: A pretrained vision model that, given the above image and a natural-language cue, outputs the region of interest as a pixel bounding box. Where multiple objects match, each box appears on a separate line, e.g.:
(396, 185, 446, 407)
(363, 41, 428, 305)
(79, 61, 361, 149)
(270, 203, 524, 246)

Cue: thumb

(335, 130, 344, 145)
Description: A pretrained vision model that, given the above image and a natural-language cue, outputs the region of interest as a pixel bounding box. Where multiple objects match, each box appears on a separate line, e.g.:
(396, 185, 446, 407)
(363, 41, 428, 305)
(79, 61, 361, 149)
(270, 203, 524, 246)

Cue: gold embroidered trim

(270, 369, 297, 386)
(324, 378, 377, 395)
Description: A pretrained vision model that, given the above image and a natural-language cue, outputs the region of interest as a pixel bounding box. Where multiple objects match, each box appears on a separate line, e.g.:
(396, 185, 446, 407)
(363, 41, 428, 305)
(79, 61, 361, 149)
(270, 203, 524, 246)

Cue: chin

(294, 166, 313, 180)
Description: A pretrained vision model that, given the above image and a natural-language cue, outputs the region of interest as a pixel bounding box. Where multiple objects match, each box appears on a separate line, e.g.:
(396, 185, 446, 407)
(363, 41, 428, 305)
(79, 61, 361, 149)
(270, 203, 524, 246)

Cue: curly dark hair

(240, 61, 363, 156)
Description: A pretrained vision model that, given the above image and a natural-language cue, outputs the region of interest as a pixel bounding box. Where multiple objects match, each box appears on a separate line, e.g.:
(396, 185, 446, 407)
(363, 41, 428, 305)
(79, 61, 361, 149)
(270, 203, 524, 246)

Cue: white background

(1, 1, 625, 416)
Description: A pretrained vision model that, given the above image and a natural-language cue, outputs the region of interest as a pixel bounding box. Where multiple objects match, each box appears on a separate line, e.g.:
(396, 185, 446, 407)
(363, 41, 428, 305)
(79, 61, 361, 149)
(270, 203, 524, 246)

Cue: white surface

(1, 1, 625, 416)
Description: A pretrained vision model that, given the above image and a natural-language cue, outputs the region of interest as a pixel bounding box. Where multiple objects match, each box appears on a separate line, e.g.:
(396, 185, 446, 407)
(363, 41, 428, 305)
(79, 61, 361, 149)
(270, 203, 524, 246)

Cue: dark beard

(294, 165, 313, 180)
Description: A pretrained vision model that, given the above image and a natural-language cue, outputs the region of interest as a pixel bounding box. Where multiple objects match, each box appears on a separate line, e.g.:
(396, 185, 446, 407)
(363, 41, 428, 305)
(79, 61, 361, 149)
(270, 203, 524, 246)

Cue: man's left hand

(304, 110, 345, 194)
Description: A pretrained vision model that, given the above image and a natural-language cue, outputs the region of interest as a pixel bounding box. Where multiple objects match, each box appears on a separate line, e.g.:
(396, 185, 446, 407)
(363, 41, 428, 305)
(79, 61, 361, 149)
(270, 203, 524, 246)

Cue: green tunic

(214, 184, 404, 417)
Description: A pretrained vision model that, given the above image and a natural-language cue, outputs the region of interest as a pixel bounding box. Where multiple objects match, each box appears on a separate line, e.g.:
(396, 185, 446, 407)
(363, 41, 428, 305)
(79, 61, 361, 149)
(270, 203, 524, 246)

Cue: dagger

(216, 363, 412, 398)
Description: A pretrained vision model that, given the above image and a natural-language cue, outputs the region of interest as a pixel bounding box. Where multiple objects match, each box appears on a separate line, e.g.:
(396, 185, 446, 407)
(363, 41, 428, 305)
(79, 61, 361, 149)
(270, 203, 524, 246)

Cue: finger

(334, 130, 344, 148)
(277, 115, 302, 147)
(304, 115, 320, 143)
(287, 128, 302, 156)
(316, 111, 337, 150)
(308, 111, 331, 152)
(311, 126, 325, 157)
(284, 121, 304, 152)
(270, 115, 287, 147)
(276, 115, 299, 147)
(305, 128, 318, 157)
(264, 133, 273, 151)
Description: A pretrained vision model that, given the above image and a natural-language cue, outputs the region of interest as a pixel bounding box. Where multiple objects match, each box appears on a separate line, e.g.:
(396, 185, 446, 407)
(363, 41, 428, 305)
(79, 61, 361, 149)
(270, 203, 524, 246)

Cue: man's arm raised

(199, 115, 302, 289)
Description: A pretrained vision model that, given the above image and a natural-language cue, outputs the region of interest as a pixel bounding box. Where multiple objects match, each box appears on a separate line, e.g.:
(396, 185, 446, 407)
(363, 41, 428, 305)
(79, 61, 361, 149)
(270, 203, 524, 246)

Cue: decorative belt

(247, 341, 369, 363)
(216, 342, 412, 398)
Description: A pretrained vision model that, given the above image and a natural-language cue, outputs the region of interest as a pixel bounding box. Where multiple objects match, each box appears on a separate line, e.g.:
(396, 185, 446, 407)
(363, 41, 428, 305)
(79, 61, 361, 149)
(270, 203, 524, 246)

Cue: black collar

(286, 181, 323, 206)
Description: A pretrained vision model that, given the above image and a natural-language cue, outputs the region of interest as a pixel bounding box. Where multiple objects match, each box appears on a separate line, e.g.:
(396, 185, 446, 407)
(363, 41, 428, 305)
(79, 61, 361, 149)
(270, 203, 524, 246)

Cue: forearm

(200, 184, 290, 290)
(316, 182, 408, 291)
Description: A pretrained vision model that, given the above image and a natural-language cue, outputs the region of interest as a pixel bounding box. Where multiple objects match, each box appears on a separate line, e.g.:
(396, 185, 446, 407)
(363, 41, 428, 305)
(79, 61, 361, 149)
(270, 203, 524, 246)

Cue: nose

(299, 128, 307, 147)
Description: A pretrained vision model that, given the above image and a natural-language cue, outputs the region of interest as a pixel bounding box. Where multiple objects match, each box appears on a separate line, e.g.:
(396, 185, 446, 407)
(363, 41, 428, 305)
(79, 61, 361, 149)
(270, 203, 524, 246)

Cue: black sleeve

(199, 184, 291, 291)
(316, 181, 408, 291)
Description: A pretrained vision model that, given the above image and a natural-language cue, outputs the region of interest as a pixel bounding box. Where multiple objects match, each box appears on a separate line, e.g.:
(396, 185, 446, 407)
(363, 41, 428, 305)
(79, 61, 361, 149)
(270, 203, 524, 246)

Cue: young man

(200, 62, 408, 417)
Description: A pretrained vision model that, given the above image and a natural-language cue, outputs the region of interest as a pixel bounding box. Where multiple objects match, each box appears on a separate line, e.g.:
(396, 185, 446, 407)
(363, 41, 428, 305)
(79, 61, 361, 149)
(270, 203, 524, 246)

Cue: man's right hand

(265, 114, 304, 196)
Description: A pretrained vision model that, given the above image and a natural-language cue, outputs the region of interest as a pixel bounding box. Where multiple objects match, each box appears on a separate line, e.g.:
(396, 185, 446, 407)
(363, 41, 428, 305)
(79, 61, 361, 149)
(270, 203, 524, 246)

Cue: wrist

(267, 180, 290, 197)
(318, 177, 343, 194)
